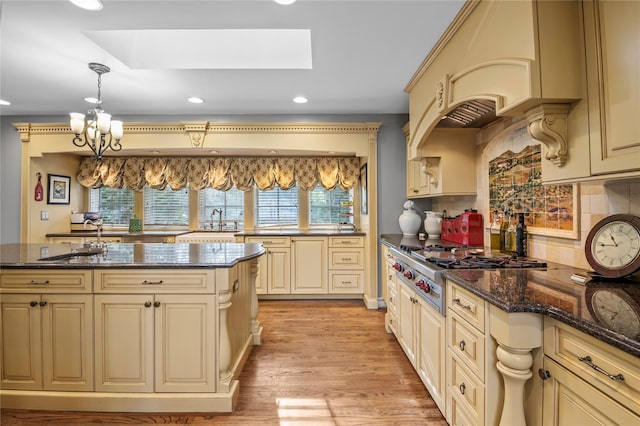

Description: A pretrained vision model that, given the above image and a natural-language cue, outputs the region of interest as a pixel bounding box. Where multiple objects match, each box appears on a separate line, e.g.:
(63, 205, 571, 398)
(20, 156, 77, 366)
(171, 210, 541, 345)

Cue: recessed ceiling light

(209, 150, 219, 154)
(269, 150, 277, 154)
(0, 99, 11, 106)
(293, 96, 308, 104)
(150, 150, 161, 154)
(69, 0, 103, 11)
(328, 151, 336, 154)
(188, 97, 205, 104)
(274, 0, 297, 5)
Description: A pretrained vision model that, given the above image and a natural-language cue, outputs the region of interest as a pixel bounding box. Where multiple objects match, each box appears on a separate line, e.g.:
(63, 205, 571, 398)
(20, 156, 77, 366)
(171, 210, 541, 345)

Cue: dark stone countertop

(0, 243, 265, 269)
(47, 229, 366, 238)
(380, 234, 640, 358)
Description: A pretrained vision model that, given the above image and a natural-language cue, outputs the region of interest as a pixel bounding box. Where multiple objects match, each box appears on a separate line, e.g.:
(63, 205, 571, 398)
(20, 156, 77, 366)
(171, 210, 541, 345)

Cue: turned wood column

(218, 290, 233, 391)
(489, 305, 543, 426)
(250, 260, 262, 344)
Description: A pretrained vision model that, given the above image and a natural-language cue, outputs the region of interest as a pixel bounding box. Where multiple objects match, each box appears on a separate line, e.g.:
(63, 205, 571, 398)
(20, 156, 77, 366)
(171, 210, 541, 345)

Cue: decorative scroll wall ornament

(181, 121, 209, 147)
(77, 156, 361, 192)
(420, 157, 439, 188)
(436, 80, 446, 112)
(525, 104, 570, 167)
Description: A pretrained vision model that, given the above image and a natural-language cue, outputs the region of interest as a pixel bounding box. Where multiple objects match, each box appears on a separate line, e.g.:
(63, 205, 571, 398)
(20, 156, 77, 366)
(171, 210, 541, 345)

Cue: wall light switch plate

(41, 211, 49, 220)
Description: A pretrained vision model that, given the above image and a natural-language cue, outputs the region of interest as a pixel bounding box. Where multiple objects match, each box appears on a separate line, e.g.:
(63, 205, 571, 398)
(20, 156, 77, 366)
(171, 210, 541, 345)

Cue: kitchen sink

(174, 232, 237, 243)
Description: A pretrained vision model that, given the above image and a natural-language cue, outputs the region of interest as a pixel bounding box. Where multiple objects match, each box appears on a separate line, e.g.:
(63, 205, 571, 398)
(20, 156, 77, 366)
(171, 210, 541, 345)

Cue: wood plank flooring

(1, 300, 447, 425)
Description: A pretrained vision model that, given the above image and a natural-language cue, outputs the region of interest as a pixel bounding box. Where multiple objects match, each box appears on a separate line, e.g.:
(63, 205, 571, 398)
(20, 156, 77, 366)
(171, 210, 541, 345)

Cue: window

(144, 186, 189, 228)
(89, 187, 134, 226)
(256, 186, 299, 227)
(309, 187, 353, 226)
(198, 188, 244, 229)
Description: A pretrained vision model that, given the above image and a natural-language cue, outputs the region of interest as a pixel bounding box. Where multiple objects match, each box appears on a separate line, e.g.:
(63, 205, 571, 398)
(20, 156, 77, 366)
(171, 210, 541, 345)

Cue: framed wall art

(47, 174, 71, 205)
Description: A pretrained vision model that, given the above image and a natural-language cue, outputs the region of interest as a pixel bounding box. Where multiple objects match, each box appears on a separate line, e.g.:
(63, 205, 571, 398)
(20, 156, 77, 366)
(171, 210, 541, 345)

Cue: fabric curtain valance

(77, 156, 361, 192)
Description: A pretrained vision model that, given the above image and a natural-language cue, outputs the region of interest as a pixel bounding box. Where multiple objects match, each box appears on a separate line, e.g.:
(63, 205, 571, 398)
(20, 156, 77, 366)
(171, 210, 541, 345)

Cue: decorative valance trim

(77, 156, 361, 192)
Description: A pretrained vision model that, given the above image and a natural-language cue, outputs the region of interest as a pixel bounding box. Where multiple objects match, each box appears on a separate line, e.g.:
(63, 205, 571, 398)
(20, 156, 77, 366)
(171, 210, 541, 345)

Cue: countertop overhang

(0, 243, 265, 269)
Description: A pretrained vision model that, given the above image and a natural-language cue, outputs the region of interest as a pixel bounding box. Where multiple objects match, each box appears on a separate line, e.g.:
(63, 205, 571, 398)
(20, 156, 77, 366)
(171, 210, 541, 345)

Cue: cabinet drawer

(448, 310, 485, 381)
(94, 270, 214, 293)
(329, 271, 364, 293)
(245, 236, 290, 247)
(447, 282, 485, 333)
(387, 284, 398, 316)
(544, 318, 640, 414)
(447, 354, 485, 423)
(329, 248, 364, 269)
(0, 270, 91, 293)
(329, 236, 364, 247)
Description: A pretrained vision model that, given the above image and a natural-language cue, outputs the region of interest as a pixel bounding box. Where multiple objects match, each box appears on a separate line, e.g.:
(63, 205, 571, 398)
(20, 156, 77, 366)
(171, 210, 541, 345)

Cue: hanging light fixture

(70, 62, 123, 160)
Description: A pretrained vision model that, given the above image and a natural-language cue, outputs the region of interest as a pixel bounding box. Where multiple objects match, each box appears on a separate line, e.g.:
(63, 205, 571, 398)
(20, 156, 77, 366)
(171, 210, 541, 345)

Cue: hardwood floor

(1, 300, 447, 425)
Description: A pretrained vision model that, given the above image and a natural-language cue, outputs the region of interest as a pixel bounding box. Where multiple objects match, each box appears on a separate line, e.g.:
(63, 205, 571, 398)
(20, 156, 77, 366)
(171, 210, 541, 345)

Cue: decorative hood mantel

(405, 0, 583, 168)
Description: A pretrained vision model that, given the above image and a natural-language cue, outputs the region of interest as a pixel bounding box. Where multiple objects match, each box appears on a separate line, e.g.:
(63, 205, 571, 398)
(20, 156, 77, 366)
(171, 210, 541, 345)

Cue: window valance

(77, 156, 361, 191)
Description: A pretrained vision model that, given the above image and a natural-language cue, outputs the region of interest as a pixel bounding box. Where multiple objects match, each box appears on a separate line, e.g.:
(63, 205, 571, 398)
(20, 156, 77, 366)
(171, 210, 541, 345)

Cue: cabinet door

(291, 238, 328, 294)
(0, 294, 42, 390)
(41, 294, 94, 391)
(397, 281, 416, 366)
(542, 357, 640, 425)
(417, 298, 446, 413)
(585, 0, 640, 175)
(154, 295, 215, 392)
(95, 294, 154, 392)
(267, 247, 291, 294)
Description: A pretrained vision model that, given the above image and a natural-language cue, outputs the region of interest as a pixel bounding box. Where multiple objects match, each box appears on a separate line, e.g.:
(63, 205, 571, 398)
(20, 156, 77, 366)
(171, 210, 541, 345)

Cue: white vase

(424, 211, 442, 239)
(399, 210, 421, 236)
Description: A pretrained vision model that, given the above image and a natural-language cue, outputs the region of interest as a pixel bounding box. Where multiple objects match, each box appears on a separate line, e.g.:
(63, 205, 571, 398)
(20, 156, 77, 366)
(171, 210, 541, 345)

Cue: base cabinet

(542, 317, 640, 424)
(95, 294, 215, 393)
(245, 237, 291, 295)
(291, 237, 328, 294)
(396, 279, 446, 414)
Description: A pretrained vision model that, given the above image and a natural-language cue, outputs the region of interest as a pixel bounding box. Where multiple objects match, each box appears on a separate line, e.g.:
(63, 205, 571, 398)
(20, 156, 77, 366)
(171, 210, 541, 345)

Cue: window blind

(309, 187, 353, 225)
(256, 186, 299, 227)
(89, 187, 134, 226)
(198, 187, 244, 229)
(144, 186, 189, 228)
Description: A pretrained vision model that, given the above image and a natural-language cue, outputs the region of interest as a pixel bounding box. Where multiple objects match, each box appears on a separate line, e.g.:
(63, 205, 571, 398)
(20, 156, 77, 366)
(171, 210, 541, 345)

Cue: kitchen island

(0, 242, 265, 413)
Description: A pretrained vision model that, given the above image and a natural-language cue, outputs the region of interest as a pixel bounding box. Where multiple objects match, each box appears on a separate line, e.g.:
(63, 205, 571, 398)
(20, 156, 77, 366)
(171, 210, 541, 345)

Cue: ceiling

(0, 0, 465, 118)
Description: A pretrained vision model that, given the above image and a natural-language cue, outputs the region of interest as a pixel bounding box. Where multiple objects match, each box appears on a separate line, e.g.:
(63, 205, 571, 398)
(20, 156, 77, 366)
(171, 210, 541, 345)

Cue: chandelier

(70, 63, 123, 160)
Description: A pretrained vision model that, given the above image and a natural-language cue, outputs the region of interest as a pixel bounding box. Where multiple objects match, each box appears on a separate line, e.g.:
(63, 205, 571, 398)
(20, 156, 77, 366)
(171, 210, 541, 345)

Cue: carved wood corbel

(181, 121, 209, 148)
(525, 104, 570, 167)
(420, 157, 439, 188)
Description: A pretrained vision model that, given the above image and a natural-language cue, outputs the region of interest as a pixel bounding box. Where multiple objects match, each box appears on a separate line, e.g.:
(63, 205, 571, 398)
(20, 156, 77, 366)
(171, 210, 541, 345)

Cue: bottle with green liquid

(490, 210, 501, 252)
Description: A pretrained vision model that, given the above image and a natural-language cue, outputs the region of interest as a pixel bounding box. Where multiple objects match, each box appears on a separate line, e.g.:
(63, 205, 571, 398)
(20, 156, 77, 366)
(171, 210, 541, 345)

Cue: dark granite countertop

(380, 234, 640, 358)
(47, 229, 366, 238)
(0, 243, 264, 269)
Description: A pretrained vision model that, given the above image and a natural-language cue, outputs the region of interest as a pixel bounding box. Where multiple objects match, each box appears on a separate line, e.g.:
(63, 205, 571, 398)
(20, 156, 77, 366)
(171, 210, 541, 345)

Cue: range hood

(406, 0, 583, 167)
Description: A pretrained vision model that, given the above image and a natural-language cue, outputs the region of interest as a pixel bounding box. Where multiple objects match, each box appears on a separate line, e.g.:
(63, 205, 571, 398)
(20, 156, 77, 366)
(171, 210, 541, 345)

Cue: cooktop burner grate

(426, 256, 547, 269)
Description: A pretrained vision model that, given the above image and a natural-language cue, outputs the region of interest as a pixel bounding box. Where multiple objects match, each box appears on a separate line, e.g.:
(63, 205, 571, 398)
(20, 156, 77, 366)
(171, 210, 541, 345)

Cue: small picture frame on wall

(47, 174, 71, 205)
(359, 164, 368, 215)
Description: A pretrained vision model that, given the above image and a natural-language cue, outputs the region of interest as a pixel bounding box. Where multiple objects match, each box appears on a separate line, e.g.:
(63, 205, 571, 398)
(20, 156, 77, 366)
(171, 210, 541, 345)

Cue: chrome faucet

(211, 209, 223, 231)
(83, 218, 103, 247)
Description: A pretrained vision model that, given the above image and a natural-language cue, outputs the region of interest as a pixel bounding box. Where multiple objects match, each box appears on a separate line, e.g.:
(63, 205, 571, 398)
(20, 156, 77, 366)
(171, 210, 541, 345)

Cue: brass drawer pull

(144, 301, 152, 308)
(29, 280, 50, 285)
(578, 356, 625, 381)
(459, 383, 466, 395)
(341, 257, 354, 261)
(141, 280, 163, 285)
(30, 301, 38, 307)
(459, 340, 466, 351)
(452, 298, 472, 311)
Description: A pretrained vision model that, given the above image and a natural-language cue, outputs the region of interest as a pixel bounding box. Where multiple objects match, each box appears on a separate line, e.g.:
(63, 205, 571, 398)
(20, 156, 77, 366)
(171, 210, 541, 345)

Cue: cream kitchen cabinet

(381, 243, 398, 335)
(445, 281, 500, 426)
(94, 270, 216, 393)
(291, 237, 328, 294)
(245, 236, 291, 295)
(407, 157, 433, 198)
(584, 0, 640, 177)
(328, 236, 364, 294)
(94, 293, 215, 393)
(541, 317, 640, 425)
(396, 279, 446, 414)
(0, 270, 93, 391)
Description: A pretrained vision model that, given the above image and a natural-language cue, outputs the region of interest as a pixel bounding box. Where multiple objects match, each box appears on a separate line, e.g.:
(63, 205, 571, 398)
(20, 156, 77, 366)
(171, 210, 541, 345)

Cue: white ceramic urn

(399, 201, 421, 236)
(424, 211, 442, 238)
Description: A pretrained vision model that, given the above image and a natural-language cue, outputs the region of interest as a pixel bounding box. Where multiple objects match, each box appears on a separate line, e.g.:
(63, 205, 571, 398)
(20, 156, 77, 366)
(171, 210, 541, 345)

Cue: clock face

(588, 289, 640, 339)
(586, 215, 640, 278)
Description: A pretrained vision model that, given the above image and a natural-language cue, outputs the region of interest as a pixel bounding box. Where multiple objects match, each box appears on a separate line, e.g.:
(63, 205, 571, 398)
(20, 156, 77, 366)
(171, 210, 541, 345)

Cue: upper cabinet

(583, 0, 640, 176)
(405, 0, 639, 184)
(404, 123, 478, 198)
